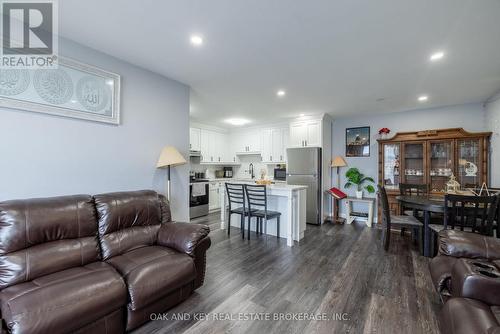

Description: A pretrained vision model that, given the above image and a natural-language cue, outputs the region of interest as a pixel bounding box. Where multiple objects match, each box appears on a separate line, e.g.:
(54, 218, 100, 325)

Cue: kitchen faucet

(249, 163, 255, 179)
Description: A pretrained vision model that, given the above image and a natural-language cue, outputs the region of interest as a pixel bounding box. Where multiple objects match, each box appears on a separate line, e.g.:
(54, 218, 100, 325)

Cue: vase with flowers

(378, 127, 391, 139)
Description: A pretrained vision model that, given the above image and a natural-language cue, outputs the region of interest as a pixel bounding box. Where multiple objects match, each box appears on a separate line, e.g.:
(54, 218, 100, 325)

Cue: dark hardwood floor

(133, 212, 442, 334)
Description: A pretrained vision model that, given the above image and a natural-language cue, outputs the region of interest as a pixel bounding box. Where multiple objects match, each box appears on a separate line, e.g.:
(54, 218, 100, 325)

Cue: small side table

(345, 197, 375, 227)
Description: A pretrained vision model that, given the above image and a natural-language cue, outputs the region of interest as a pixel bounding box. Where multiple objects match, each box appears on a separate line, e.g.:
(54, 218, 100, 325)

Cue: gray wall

(332, 103, 487, 218)
(0, 38, 190, 221)
(486, 95, 500, 187)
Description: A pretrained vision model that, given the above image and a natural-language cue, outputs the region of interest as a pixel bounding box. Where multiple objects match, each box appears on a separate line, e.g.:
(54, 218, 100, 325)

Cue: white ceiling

(59, 0, 500, 127)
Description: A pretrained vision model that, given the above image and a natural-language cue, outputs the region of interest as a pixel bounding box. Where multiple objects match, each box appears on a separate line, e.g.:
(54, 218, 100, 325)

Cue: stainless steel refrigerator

(286, 147, 322, 225)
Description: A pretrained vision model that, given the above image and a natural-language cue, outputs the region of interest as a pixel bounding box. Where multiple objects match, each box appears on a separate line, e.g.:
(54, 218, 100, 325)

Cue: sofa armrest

(158, 194, 172, 223)
(438, 230, 500, 260)
(157, 222, 210, 257)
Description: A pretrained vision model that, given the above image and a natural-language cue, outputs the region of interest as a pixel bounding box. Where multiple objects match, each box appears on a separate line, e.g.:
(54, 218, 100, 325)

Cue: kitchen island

(219, 181, 307, 246)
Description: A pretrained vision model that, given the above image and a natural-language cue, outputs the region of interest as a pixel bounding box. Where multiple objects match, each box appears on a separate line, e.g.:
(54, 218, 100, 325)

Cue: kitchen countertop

(217, 180, 307, 191)
(190, 178, 287, 185)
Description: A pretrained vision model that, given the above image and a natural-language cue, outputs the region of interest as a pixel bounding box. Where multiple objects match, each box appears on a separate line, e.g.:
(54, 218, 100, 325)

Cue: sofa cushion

(107, 246, 196, 311)
(440, 298, 499, 334)
(94, 190, 162, 260)
(430, 255, 458, 296)
(0, 195, 99, 289)
(0, 262, 126, 334)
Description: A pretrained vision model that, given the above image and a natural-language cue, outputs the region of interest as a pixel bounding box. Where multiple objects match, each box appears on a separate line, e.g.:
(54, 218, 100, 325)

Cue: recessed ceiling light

(190, 35, 203, 46)
(276, 90, 286, 97)
(299, 113, 305, 117)
(418, 95, 429, 102)
(430, 51, 445, 62)
(224, 118, 251, 126)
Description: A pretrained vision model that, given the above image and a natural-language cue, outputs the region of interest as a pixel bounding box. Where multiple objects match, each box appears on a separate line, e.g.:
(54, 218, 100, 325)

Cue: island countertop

(209, 179, 307, 192)
(219, 181, 307, 246)
(219, 181, 307, 192)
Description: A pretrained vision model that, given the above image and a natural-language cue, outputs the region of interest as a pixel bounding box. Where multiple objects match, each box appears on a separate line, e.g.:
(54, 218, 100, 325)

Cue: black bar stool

(225, 183, 255, 239)
(244, 184, 281, 240)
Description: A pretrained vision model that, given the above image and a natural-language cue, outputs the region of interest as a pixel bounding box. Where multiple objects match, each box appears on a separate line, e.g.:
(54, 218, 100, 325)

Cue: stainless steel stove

(189, 178, 209, 219)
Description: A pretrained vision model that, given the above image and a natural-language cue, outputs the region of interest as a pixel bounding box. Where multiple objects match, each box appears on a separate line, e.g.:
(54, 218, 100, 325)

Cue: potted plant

(344, 167, 375, 199)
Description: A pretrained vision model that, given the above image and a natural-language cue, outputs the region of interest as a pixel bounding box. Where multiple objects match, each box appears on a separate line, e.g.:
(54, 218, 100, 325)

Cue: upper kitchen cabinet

(261, 127, 287, 163)
(233, 129, 261, 154)
(199, 129, 211, 163)
(196, 128, 236, 164)
(189, 127, 201, 151)
(289, 119, 322, 148)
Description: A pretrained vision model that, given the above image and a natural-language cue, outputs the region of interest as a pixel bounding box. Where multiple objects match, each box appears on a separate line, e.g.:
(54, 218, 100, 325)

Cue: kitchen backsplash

(190, 155, 283, 180)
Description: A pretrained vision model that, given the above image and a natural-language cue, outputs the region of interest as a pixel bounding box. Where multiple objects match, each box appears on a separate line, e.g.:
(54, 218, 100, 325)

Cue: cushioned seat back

(0, 195, 99, 289)
(94, 190, 162, 260)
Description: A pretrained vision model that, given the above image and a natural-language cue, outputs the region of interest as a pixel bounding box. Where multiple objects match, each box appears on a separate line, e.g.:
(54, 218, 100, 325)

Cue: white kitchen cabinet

(289, 120, 322, 148)
(261, 127, 288, 163)
(234, 129, 261, 153)
(198, 129, 233, 164)
(200, 129, 211, 163)
(189, 127, 201, 151)
(282, 128, 289, 162)
(271, 128, 284, 162)
(208, 182, 220, 211)
(261, 129, 272, 162)
(210, 131, 225, 163)
(289, 122, 307, 147)
(306, 120, 321, 147)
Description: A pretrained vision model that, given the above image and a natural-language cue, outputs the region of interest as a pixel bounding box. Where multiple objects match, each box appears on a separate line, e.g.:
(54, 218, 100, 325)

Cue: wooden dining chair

(244, 184, 281, 240)
(429, 194, 500, 237)
(399, 183, 429, 238)
(378, 185, 423, 251)
(225, 183, 256, 239)
(399, 183, 428, 215)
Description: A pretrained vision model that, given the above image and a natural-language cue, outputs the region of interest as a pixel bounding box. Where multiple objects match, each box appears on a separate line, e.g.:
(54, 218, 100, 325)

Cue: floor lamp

(332, 156, 347, 223)
(156, 146, 187, 202)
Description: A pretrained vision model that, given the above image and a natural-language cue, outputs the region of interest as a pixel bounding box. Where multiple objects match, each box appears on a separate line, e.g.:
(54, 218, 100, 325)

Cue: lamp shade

(156, 146, 187, 168)
(331, 156, 347, 167)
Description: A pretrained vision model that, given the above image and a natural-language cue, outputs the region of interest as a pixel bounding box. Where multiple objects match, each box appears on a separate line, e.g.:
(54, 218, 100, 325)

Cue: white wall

(486, 95, 500, 187)
(332, 103, 487, 217)
(0, 38, 190, 221)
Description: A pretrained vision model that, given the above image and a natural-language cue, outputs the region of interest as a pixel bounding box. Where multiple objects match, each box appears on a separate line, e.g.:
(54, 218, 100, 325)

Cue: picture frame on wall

(346, 126, 370, 157)
(0, 57, 121, 125)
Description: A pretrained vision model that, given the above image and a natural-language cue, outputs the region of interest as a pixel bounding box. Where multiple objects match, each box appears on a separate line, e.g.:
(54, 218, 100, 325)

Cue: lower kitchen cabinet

(209, 182, 221, 211)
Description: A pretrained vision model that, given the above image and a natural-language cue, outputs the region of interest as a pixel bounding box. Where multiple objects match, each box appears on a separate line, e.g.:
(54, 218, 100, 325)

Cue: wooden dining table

(395, 195, 445, 257)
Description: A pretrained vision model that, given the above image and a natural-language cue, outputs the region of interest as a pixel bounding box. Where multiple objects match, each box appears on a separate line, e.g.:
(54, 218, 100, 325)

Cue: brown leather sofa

(429, 230, 500, 334)
(0, 190, 211, 334)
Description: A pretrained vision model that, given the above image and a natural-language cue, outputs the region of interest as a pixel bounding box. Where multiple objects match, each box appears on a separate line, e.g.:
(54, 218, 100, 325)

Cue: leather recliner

(0, 190, 211, 333)
(94, 190, 211, 331)
(429, 230, 500, 334)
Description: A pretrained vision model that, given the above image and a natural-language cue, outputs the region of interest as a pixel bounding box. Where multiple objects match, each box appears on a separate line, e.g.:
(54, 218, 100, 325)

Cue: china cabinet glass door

(428, 140, 454, 192)
(456, 138, 482, 188)
(382, 143, 401, 189)
(403, 142, 425, 185)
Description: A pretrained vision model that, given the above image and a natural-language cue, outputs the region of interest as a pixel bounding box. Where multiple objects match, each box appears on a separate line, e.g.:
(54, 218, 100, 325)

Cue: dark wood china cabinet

(377, 128, 491, 221)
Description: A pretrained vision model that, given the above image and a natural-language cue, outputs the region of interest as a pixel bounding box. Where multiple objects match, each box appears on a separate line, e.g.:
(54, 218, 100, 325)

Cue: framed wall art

(0, 57, 121, 124)
(346, 126, 370, 157)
